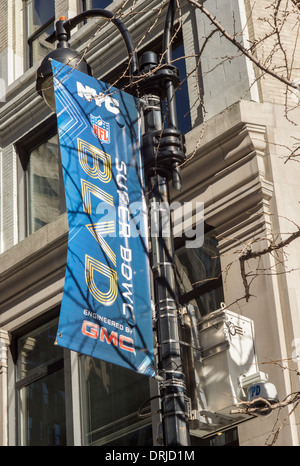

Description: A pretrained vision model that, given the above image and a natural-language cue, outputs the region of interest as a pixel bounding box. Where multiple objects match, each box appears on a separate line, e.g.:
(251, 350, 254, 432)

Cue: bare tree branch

(231, 391, 300, 417)
(187, 0, 300, 90)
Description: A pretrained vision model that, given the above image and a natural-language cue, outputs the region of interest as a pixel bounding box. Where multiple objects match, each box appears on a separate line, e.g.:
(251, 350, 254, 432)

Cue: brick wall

(55, 0, 71, 18)
(0, 0, 23, 88)
(245, 0, 300, 107)
(2, 145, 17, 251)
(194, 0, 260, 120)
(0, 0, 8, 54)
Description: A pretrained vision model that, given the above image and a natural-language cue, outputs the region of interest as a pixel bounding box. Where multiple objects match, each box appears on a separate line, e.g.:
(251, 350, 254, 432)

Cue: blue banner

(52, 60, 155, 377)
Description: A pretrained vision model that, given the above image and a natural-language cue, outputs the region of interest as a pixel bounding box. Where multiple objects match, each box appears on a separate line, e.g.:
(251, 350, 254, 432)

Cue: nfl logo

(90, 114, 110, 144)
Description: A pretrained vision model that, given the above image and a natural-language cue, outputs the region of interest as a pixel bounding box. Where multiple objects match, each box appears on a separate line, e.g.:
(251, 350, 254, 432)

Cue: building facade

(0, 0, 300, 446)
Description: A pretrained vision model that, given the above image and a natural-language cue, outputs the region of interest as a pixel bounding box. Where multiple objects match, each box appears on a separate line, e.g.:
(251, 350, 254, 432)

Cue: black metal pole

(149, 174, 190, 446)
(139, 46, 190, 446)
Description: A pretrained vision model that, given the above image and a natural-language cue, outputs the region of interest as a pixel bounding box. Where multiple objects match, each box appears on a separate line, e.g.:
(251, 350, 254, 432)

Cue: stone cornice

(0, 214, 68, 328)
(170, 101, 273, 243)
(0, 63, 52, 145)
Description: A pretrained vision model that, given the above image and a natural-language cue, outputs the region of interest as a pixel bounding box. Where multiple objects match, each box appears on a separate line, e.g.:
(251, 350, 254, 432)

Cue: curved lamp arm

(49, 9, 138, 77)
(66, 10, 137, 73)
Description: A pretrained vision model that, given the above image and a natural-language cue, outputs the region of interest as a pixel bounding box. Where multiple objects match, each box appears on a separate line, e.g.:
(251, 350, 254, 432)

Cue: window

(103, 35, 192, 134)
(80, 0, 113, 12)
(14, 313, 152, 446)
(168, 41, 192, 134)
(191, 427, 239, 446)
(25, 0, 55, 68)
(17, 121, 66, 236)
(15, 318, 67, 446)
(26, 133, 66, 234)
(80, 357, 152, 446)
(142, 37, 192, 134)
(175, 227, 224, 317)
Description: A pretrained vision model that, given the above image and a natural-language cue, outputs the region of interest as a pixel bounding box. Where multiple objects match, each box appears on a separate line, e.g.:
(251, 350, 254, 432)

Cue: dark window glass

(80, 357, 152, 446)
(27, 0, 55, 36)
(26, 133, 66, 234)
(81, 0, 113, 11)
(191, 428, 239, 446)
(103, 37, 192, 134)
(171, 41, 192, 134)
(25, 0, 55, 67)
(175, 228, 224, 317)
(158, 40, 192, 134)
(16, 319, 66, 446)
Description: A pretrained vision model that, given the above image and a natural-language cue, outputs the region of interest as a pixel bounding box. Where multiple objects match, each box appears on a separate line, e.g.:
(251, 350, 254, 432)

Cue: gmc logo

(82, 320, 135, 354)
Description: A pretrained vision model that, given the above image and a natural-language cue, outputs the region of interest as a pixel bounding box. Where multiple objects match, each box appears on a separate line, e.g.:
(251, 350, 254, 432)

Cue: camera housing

(246, 381, 279, 416)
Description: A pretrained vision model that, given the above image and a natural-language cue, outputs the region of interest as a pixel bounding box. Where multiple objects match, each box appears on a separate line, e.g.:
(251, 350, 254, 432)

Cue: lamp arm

(62, 9, 138, 76)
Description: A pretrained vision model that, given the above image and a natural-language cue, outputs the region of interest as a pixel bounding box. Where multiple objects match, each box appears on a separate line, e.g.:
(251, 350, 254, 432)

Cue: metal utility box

(187, 304, 260, 437)
(199, 306, 258, 414)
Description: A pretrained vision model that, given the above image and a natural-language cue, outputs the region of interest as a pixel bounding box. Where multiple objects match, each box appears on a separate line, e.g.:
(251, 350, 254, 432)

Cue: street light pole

(138, 25, 190, 447)
(36, 3, 190, 446)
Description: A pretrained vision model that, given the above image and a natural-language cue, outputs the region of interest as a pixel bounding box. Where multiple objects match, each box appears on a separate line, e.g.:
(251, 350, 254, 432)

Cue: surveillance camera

(246, 382, 279, 416)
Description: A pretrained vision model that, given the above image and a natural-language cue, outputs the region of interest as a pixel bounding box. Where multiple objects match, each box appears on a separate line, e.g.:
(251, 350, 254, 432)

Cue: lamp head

(36, 17, 92, 111)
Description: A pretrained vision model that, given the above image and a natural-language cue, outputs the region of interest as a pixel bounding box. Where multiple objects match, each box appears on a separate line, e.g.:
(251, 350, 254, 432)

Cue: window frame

(17, 115, 57, 172)
(174, 224, 224, 315)
(79, 0, 114, 13)
(16, 116, 66, 238)
(79, 355, 153, 446)
(23, 0, 55, 69)
(10, 308, 74, 446)
(102, 31, 192, 134)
